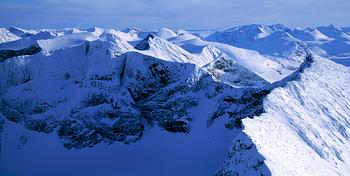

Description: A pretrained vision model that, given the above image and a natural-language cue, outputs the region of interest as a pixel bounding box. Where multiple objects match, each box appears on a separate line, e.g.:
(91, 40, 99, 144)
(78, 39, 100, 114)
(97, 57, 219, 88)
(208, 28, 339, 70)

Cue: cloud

(0, 0, 349, 29)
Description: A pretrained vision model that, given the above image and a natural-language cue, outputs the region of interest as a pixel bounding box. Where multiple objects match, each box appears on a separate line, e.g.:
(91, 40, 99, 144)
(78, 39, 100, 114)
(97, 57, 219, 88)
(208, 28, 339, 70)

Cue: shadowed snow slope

(7, 27, 37, 37)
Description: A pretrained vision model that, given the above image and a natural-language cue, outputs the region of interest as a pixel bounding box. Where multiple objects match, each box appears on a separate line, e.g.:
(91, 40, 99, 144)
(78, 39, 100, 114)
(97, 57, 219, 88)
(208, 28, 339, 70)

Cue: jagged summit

(134, 34, 155, 50)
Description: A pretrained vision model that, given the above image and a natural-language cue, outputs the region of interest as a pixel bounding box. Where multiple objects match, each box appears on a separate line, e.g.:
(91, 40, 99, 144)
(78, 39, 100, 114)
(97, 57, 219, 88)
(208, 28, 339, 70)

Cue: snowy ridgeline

(218, 56, 350, 175)
(0, 25, 349, 176)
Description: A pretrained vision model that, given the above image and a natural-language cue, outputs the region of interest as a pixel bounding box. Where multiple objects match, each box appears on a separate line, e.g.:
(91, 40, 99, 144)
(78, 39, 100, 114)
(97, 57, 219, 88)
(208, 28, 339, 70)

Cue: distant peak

(268, 24, 289, 31)
(224, 24, 265, 32)
(317, 24, 341, 31)
(7, 27, 37, 37)
(122, 27, 141, 33)
(86, 27, 104, 36)
(134, 34, 155, 50)
(156, 28, 177, 39)
(176, 29, 189, 35)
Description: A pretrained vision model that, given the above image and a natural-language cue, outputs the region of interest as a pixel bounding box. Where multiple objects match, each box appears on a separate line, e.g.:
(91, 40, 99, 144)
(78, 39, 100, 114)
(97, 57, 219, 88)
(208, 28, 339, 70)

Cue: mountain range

(0, 24, 349, 176)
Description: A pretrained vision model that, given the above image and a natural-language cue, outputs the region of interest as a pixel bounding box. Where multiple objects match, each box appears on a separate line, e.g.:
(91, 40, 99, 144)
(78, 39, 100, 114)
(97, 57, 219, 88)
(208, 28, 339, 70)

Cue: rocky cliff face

(0, 42, 209, 149)
(0, 28, 280, 150)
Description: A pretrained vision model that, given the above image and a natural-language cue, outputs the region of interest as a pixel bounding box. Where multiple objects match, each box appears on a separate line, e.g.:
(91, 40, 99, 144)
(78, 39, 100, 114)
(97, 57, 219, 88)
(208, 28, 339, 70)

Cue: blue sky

(0, 0, 349, 30)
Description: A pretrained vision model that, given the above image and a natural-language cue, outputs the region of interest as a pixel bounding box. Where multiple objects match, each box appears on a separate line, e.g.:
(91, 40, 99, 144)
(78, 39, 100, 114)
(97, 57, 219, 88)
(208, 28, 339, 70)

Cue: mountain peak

(156, 28, 177, 39)
(134, 34, 155, 50)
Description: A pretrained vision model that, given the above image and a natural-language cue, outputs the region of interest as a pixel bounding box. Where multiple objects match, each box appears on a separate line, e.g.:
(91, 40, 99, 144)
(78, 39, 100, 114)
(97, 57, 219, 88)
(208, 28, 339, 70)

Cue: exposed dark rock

(158, 120, 191, 133)
(16, 135, 28, 150)
(57, 118, 144, 149)
(215, 132, 271, 176)
(134, 34, 154, 50)
(0, 45, 42, 62)
(24, 118, 59, 133)
(82, 93, 110, 107)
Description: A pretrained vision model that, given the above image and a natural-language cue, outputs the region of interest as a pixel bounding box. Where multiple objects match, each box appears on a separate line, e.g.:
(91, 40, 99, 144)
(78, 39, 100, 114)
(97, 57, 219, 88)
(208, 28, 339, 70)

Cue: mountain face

(217, 56, 350, 175)
(0, 28, 21, 44)
(0, 25, 350, 176)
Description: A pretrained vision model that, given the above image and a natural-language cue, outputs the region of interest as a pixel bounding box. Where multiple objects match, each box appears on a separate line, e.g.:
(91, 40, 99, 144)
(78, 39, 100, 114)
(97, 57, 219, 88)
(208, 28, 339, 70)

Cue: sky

(0, 0, 350, 30)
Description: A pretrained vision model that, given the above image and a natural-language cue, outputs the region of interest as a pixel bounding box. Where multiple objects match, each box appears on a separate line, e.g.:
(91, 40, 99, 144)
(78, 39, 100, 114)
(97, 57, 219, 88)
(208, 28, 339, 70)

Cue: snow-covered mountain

(217, 56, 350, 175)
(0, 25, 350, 176)
(206, 24, 303, 57)
(0, 28, 21, 44)
(206, 24, 350, 67)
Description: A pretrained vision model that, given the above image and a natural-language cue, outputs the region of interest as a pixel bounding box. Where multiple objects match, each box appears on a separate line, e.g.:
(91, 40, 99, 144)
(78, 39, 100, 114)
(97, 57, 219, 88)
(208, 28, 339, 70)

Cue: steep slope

(291, 28, 332, 42)
(7, 27, 37, 37)
(168, 33, 280, 85)
(315, 25, 350, 64)
(0, 28, 21, 44)
(0, 45, 42, 62)
(219, 56, 350, 175)
(0, 38, 230, 149)
(86, 27, 105, 37)
(170, 34, 224, 67)
(291, 25, 350, 66)
(171, 31, 298, 83)
(134, 34, 200, 65)
(204, 54, 269, 88)
(0, 29, 283, 151)
(0, 31, 56, 50)
(207, 41, 304, 83)
(1, 33, 269, 175)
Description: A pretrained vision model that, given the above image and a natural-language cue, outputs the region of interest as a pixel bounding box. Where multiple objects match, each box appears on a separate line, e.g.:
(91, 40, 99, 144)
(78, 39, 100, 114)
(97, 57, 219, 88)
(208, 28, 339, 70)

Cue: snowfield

(0, 25, 350, 176)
